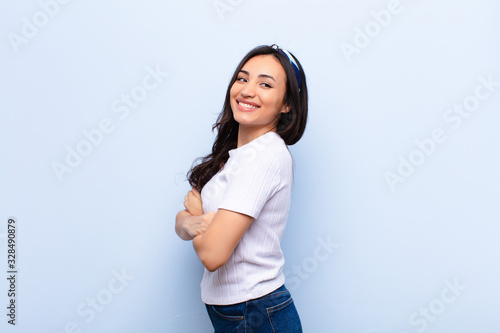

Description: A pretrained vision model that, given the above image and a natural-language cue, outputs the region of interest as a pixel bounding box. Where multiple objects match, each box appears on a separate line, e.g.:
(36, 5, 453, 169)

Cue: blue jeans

(205, 285, 302, 333)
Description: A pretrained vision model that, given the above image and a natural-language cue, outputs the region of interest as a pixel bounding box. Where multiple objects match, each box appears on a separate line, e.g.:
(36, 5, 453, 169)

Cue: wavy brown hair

(187, 45, 308, 191)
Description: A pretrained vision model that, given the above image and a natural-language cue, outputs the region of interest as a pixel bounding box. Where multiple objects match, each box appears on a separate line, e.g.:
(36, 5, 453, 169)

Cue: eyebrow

(239, 70, 276, 82)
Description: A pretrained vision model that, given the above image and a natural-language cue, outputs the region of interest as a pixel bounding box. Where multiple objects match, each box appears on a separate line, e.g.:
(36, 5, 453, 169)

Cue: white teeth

(238, 101, 258, 109)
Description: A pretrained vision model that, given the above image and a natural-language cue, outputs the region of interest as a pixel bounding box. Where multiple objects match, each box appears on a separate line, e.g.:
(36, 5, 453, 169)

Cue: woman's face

(230, 55, 289, 133)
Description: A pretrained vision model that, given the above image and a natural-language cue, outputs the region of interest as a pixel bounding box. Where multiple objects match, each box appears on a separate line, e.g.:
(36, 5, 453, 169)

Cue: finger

(203, 212, 215, 223)
(192, 187, 202, 199)
(187, 192, 201, 204)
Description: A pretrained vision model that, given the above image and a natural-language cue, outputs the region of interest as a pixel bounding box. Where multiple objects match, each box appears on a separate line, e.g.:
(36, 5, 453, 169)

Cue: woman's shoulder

(251, 132, 292, 166)
(230, 132, 291, 166)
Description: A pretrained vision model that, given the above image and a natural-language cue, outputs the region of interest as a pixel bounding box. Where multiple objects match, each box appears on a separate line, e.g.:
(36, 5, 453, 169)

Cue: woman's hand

(183, 211, 215, 239)
(176, 187, 210, 241)
(184, 187, 204, 216)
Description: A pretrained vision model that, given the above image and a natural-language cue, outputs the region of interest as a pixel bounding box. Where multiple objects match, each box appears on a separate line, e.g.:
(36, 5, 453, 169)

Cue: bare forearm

(192, 209, 253, 272)
(176, 209, 215, 241)
(175, 210, 194, 241)
(193, 233, 220, 272)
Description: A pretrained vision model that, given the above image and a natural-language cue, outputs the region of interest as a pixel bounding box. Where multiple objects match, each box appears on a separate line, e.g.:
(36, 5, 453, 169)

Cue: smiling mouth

(239, 101, 259, 108)
(236, 100, 260, 112)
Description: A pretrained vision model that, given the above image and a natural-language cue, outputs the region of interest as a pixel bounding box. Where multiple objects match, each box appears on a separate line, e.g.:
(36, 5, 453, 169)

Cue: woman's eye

(261, 83, 272, 88)
(237, 77, 247, 82)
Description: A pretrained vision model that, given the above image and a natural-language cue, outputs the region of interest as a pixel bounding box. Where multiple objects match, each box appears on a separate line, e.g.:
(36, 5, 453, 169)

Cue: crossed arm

(175, 188, 254, 272)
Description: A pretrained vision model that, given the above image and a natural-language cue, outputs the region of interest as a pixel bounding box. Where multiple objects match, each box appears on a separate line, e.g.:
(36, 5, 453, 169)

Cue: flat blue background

(1, 0, 499, 332)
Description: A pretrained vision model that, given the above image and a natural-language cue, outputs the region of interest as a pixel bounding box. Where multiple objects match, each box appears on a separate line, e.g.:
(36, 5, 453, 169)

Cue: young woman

(175, 44, 308, 332)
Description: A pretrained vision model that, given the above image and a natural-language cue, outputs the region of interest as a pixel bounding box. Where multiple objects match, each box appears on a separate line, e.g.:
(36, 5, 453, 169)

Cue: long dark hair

(187, 45, 308, 191)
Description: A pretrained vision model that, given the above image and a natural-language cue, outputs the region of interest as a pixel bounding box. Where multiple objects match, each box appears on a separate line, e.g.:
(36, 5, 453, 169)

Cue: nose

(240, 81, 256, 98)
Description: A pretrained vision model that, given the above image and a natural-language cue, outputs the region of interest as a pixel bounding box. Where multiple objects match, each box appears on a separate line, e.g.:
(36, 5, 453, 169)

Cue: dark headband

(271, 44, 302, 90)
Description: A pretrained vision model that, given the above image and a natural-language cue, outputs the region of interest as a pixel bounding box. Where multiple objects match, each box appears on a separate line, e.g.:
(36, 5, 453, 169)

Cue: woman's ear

(281, 104, 291, 114)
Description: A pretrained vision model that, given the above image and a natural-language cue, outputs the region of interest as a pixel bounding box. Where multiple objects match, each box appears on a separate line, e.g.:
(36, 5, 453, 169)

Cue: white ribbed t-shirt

(200, 132, 293, 305)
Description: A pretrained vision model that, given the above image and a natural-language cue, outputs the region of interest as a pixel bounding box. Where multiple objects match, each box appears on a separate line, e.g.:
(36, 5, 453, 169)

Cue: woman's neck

(237, 125, 276, 148)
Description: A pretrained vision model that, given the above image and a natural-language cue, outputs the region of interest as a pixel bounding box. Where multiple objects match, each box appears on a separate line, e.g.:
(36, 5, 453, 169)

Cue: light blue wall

(2, 0, 499, 332)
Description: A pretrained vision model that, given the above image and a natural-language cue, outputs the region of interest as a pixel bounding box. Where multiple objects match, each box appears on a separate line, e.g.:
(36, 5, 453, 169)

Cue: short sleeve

(218, 145, 281, 219)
